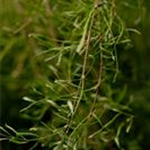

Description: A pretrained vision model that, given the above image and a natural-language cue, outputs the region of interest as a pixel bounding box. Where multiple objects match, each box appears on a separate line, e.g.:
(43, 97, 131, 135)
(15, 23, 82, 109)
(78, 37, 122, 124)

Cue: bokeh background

(1, 0, 150, 149)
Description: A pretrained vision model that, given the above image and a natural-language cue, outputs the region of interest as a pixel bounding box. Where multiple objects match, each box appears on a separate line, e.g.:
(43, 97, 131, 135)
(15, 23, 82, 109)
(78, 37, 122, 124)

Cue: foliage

(1, 0, 150, 150)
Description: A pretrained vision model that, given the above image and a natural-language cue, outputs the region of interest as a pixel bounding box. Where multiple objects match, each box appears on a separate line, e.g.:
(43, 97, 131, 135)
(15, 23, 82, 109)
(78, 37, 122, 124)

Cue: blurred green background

(1, 0, 150, 150)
